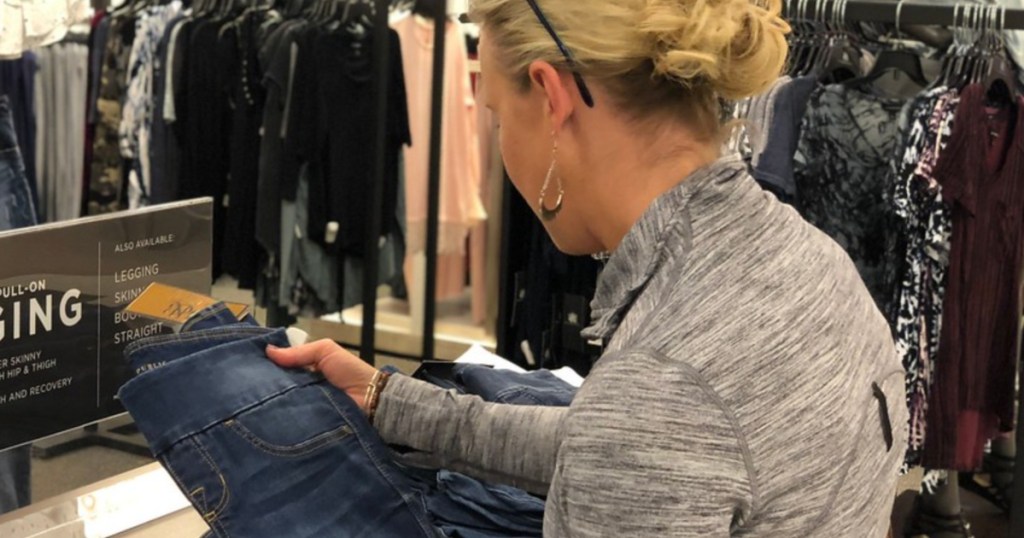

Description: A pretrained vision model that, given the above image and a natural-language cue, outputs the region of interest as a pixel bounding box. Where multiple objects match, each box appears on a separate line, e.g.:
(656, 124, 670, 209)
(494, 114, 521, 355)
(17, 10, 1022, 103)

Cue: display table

(0, 462, 206, 537)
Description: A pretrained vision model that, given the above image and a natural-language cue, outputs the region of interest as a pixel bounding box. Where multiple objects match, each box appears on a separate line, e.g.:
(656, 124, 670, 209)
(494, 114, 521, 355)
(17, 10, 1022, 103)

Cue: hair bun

(639, 0, 790, 100)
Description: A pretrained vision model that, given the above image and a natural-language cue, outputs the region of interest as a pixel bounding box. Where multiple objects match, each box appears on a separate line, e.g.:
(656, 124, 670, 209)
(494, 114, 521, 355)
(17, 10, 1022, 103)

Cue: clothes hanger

(975, 5, 1020, 104)
(933, 4, 960, 88)
(788, 0, 818, 76)
(345, 0, 374, 36)
(847, 0, 929, 89)
(819, 0, 864, 82)
(803, 0, 828, 76)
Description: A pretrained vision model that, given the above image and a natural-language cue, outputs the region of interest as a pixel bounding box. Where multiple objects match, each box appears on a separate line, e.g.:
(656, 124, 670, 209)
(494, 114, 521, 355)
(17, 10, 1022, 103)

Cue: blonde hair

(470, 0, 790, 138)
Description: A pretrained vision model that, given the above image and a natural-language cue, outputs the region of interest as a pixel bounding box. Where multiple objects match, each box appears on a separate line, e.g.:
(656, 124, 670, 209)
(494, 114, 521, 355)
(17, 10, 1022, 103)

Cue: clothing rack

(788, 2, 1024, 536)
(836, 0, 1024, 28)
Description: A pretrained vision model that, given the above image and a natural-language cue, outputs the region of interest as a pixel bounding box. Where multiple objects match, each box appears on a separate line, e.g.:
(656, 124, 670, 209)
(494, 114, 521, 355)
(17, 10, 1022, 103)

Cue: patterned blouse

(890, 87, 959, 479)
(795, 84, 907, 316)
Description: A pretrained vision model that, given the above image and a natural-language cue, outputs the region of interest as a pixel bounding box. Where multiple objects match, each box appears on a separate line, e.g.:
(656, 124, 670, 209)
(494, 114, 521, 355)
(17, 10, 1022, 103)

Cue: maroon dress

(924, 84, 1024, 471)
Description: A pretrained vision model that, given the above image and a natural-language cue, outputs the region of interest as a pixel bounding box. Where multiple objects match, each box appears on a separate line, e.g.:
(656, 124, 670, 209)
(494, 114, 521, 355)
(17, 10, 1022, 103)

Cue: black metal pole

(422, 0, 448, 361)
(360, 0, 393, 366)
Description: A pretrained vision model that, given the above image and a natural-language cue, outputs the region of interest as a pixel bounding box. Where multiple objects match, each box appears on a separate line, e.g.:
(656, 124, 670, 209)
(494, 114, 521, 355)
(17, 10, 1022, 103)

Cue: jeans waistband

(118, 328, 324, 455)
(124, 326, 273, 375)
(181, 302, 251, 332)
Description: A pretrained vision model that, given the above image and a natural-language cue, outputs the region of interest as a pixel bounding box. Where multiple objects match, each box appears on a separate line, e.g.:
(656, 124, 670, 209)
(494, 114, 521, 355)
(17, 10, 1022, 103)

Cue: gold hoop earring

(539, 135, 564, 221)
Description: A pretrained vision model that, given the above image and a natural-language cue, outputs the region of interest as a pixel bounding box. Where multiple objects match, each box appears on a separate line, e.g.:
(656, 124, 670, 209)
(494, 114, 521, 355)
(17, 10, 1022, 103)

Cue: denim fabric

(0, 96, 38, 231)
(752, 75, 817, 203)
(454, 365, 577, 407)
(180, 302, 259, 333)
(119, 328, 441, 538)
(428, 471, 545, 538)
(0, 56, 39, 209)
(0, 94, 37, 515)
(126, 326, 270, 375)
(125, 304, 261, 375)
(0, 447, 31, 514)
(122, 307, 556, 537)
(404, 365, 572, 537)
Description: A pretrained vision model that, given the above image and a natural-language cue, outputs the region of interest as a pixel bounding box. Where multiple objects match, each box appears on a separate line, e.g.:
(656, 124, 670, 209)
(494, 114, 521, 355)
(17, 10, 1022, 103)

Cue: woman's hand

(266, 339, 379, 414)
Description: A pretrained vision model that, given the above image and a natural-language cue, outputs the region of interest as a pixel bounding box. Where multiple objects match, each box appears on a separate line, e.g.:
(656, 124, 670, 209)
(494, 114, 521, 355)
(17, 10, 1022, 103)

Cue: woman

(269, 0, 909, 535)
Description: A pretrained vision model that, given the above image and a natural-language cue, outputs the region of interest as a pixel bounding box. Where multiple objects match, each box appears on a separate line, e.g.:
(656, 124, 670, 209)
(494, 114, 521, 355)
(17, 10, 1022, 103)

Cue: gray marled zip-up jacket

(377, 154, 908, 537)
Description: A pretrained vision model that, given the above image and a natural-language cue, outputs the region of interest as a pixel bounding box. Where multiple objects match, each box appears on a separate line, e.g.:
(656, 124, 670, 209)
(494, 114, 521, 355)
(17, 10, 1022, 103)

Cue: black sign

(0, 200, 213, 451)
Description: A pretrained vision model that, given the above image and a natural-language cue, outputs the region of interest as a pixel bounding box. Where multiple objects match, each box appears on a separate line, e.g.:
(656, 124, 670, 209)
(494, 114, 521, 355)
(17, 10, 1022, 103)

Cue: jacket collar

(582, 154, 747, 343)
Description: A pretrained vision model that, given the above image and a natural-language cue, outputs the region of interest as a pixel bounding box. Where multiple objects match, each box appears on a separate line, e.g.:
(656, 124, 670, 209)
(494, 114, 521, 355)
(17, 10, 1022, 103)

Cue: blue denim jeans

(0, 446, 31, 514)
(0, 95, 38, 231)
(453, 366, 576, 407)
(0, 94, 37, 515)
(180, 302, 259, 332)
(121, 305, 561, 537)
(417, 365, 577, 407)
(426, 470, 545, 538)
(119, 327, 442, 537)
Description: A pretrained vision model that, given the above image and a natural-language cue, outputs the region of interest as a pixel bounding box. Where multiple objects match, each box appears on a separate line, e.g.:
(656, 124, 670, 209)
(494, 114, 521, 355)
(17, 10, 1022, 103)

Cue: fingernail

(266, 345, 280, 352)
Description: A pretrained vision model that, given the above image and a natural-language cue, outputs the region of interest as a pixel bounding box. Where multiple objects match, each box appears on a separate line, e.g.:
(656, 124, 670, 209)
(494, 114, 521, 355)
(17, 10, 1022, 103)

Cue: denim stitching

(162, 454, 198, 509)
(151, 378, 327, 451)
(124, 327, 272, 356)
(494, 388, 544, 406)
(190, 486, 208, 513)
(181, 303, 237, 333)
(161, 438, 229, 529)
(225, 418, 353, 458)
(192, 438, 231, 522)
(318, 387, 439, 535)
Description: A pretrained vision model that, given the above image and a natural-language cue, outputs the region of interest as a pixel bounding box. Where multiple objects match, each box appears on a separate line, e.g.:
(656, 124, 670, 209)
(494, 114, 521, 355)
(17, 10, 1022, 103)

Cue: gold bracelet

(363, 370, 383, 412)
(367, 371, 392, 425)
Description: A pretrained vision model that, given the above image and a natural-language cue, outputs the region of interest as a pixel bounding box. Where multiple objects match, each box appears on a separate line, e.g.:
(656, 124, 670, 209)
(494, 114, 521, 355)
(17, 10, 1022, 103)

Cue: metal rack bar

(359, 0, 396, 366)
(422, 0, 449, 362)
(800, 0, 1024, 29)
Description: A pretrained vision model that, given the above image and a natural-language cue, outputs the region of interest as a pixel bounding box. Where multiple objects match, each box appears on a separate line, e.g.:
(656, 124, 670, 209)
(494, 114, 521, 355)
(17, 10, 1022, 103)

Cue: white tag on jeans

(286, 327, 309, 347)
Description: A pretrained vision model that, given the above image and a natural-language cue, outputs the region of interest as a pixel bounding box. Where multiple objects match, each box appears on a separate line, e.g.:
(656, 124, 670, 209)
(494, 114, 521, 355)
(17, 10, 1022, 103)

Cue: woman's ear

(527, 60, 575, 133)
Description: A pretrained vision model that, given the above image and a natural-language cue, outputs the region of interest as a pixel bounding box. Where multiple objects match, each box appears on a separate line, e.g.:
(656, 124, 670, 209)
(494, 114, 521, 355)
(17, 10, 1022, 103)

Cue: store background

(1, 0, 1024, 536)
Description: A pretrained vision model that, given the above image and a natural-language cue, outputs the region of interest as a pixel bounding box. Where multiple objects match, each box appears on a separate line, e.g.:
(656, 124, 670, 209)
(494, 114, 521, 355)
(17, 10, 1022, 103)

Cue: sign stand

(32, 416, 148, 459)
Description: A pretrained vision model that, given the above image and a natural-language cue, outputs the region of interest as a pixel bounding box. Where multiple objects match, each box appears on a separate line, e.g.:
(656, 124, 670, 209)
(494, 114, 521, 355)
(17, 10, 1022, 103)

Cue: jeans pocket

(164, 437, 231, 524)
(224, 384, 355, 458)
(0, 188, 35, 230)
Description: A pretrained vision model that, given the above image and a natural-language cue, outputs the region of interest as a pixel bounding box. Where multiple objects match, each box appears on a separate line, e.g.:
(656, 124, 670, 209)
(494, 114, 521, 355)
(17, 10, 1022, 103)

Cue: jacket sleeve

(374, 374, 568, 495)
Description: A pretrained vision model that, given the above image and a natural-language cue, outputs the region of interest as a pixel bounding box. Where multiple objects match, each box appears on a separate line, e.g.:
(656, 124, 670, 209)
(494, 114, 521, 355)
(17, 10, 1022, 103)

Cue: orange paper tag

(125, 283, 220, 326)
(224, 302, 251, 320)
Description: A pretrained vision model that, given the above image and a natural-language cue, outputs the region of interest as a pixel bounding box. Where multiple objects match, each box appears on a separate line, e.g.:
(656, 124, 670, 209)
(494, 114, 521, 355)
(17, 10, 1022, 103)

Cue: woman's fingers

(266, 339, 340, 370)
(266, 339, 378, 411)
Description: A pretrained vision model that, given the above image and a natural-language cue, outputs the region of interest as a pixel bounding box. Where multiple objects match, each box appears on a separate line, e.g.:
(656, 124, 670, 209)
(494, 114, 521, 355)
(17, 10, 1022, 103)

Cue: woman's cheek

(499, 129, 527, 196)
